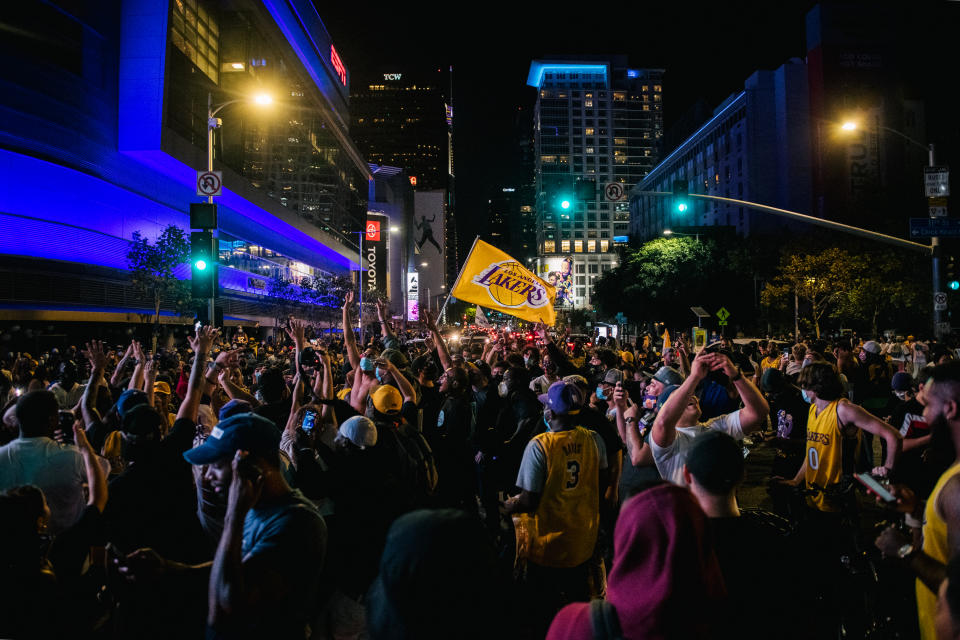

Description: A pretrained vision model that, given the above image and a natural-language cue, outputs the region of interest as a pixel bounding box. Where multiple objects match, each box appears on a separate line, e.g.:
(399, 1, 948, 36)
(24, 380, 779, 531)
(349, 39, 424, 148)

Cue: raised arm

(423, 309, 452, 372)
(219, 369, 259, 406)
(128, 341, 145, 391)
(284, 318, 307, 372)
(178, 326, 219, 423)
(383, 359, 417, 404)
(375, 299, 398, 346)
(838, 399, 902, 476)
(80, 340, 107, 428)
(73, 421, 108, 512)
(713, 353, 769, 434)
(652, 352, 712, 448)
(110, 341, 135, 388)
(143, 356, 158, 408)
(342, 291, 360, 371)
(316, 351, 334, 422)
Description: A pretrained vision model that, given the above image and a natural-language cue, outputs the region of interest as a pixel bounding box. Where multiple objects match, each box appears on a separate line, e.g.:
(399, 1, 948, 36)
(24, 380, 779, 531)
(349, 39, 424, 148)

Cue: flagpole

(440, 235, 480, 325)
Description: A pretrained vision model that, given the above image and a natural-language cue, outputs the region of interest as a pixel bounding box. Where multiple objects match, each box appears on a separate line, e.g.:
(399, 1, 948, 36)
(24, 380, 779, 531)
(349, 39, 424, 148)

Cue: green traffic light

(677, 203, 688, 213)
(951, 280, 960, 291)
(195, 259, 207, 271)
(560, 199, 571, 210)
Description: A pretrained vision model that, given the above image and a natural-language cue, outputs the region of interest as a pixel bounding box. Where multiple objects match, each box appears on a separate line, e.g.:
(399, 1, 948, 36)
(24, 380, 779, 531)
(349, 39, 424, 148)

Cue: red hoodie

(547, 484, 727, 640)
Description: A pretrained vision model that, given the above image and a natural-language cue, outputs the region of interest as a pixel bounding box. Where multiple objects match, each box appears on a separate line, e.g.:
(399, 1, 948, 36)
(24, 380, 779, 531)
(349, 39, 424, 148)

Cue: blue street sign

(910, 218, 960, 238)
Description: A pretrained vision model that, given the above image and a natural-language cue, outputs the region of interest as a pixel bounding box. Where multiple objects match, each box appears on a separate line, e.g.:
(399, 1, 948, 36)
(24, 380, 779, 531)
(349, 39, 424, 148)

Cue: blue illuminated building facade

(0, 0, 369, 325)
(630, 59, 811, 240)
(528, 57, 664, 309)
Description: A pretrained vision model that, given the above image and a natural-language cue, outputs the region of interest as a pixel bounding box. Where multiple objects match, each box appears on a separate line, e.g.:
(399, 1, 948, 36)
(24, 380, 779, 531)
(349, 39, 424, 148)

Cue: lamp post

(204, 91, 272, 325)
(663, 228, 700, 241)
(842, 120, 940, 337)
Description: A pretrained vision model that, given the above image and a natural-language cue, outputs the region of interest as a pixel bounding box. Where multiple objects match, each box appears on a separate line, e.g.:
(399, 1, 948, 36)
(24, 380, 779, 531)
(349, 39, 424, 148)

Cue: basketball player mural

(415, 215, 442, 253)
(554, 256, 574, 305)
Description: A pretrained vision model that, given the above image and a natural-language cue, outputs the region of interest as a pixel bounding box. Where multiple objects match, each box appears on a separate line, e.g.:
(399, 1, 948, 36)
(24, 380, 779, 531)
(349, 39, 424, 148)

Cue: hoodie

(546, 484, 727, 640)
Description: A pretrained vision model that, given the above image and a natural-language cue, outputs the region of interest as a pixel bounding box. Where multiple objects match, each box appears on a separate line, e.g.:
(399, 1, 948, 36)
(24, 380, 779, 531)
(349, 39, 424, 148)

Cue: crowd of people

(3, 296, 960, 639)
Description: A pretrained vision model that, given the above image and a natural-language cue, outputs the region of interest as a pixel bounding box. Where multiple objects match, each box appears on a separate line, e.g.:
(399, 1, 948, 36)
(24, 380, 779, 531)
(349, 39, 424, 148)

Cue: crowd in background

(3, 297, 960, 639)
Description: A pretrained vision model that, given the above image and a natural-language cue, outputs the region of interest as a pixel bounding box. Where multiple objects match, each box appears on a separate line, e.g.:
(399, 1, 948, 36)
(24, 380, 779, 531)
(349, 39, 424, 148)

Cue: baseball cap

(219, 398, 253, 420)
(153, 381, 171, 395)
(537, 380, 583, 415)
(603, 368, 623, 385)
(760, 368, 786, 394)
(371, 385, 403, 415)
(183, 412, 280, 466)
(685, 430, 745, 495)
(380, 348, 410, 369)
(116, 389, 149, 418)
(891, 372, 915, 392)
(653, 366, 684, 386)
(562, 374, 588, 388)
(862, 340, 881, 354)
(338, 416, 378, 449)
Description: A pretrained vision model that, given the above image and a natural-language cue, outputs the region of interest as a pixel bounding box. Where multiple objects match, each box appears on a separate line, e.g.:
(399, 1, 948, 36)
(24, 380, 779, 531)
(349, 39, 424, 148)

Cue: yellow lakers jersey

(918, 462, 960, 640)
(805, 400, 860, 512)
(525, 427, 600, 568)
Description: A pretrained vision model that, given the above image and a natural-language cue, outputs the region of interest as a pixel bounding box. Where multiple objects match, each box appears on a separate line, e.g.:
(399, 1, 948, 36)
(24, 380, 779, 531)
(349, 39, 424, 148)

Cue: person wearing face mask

(523, 346, 544, 378)
(531, 356, 561, 395)
(779, 362, 901, 514)
(504, 381, 609, 638)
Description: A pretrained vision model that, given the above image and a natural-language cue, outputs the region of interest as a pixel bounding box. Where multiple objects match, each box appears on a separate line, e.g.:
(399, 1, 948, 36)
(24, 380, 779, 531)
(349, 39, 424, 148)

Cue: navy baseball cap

(219, 398, 253, 420)
(538, 380, 583, 415)
(183, 412, 280, 465)
(116, 389, 149, 418)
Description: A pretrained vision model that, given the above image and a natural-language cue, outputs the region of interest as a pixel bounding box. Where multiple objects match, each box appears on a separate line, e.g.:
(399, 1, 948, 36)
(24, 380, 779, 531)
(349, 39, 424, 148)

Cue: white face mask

(894, 390, 908, 401)
(498, 381, 509, 397)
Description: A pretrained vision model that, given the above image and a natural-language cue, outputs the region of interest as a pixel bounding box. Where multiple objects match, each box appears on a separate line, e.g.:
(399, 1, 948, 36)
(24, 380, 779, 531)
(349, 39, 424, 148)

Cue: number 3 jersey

(516, 426, 606, 568)
(805, 399, 860, 512)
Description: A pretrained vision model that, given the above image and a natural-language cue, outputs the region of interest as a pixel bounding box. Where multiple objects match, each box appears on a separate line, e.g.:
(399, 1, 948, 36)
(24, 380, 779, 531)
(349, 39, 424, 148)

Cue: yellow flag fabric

(450, 239, 557, 325)
(662, 329, 672, 349)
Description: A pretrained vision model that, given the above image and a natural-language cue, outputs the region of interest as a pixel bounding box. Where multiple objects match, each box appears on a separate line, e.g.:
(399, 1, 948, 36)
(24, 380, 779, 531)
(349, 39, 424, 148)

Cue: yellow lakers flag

(450, 239, 557, 326)
(662, 329, 672, 349)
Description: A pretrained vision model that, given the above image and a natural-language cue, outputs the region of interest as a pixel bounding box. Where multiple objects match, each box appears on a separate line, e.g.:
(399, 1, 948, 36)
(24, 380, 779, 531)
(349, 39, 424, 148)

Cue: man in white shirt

(48, 360, 86, 410)
(650, 350, 769, 486)
(0, 390, 85, 532)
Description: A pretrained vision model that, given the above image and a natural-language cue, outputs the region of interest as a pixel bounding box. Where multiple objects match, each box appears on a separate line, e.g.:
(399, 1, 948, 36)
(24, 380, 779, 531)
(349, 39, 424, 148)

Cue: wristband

(729, 369, 742, 382)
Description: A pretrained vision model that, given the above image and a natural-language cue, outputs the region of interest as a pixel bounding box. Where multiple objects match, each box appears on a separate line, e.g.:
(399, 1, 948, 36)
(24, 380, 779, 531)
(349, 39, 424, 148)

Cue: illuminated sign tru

(383, 73, 402, 81)
(330, 45, 347, 86)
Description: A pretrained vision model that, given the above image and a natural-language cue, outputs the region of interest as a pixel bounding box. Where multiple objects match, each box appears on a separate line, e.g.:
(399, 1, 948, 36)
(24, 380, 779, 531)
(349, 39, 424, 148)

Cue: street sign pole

(927, 148, 945, 338)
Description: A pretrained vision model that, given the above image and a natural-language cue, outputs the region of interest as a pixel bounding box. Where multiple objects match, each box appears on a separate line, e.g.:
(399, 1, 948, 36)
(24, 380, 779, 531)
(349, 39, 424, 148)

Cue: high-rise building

(630, 59, 811, 240)
(527, 57, 664, 309)
(351, 68, 458, 285)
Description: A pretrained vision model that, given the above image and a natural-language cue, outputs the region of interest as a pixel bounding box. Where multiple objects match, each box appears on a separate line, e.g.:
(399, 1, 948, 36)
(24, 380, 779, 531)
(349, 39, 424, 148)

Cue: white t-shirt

(0, 436, 86, 533)
(649, 410, 745, 486)
(530, 375, 558, 396)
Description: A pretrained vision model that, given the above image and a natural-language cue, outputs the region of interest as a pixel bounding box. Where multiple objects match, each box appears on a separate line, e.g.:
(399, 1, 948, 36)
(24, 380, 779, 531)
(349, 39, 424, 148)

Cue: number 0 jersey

(522, 427, 601, 568)
(805, 399, 860, 512)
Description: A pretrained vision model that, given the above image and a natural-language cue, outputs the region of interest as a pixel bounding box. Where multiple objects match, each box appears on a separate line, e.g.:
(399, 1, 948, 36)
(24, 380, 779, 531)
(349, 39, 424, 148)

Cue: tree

(760, 247, 866, 339)
(832, 250, 925, 338)
(127, 225, 194, 338)
(592, 237, 754, 330)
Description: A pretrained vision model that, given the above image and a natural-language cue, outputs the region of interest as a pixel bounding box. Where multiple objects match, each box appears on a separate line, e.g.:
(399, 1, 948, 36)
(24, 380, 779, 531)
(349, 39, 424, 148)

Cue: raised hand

(189, 325, 220, 355)
(81, 340, 108, 372)
(284, 318, 307, 345)
(215, 348, 241, 369)
(342, 290, 354, 311)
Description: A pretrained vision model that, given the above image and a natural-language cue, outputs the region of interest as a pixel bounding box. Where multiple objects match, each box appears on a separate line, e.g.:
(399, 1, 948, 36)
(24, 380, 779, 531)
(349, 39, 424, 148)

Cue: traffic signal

(191, 231, 217, 299)
(948, 254, 959, 291)
(672, 179, 690, 214)
(544, 176, 575, 215)
(575, 177, 596, 201)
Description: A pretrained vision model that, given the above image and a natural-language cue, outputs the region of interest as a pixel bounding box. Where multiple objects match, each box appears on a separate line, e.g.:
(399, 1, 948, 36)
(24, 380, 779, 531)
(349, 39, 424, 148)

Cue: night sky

(320, 1, 960, 254)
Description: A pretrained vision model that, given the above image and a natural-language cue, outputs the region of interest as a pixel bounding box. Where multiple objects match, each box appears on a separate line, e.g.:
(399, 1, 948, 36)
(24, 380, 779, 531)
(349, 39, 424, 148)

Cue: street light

(203, 91, 273, 325)
(840, 117, 941, 335)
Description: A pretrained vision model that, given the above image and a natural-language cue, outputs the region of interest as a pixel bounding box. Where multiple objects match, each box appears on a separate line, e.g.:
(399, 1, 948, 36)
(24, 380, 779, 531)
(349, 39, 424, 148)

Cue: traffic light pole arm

(634, 191, 931, 254)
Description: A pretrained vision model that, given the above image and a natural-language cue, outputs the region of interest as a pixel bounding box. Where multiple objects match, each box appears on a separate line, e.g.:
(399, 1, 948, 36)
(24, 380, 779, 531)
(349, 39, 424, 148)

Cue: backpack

(394, 421, 440, 501)
(590, 599, 623, 640)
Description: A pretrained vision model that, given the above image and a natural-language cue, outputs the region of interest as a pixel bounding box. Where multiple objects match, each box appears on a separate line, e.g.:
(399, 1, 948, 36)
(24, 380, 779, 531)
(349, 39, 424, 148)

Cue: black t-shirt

(102, 417, 207, 562)
(710, 510, 803, 639)
(419, 384, 443, 439)
(578, 405, 621, 463)
(436, 393, 475, 454)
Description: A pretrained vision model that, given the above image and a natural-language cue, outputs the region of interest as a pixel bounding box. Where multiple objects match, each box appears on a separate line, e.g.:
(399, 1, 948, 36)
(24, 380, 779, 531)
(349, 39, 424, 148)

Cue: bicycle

(767, 476, 904, 639)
